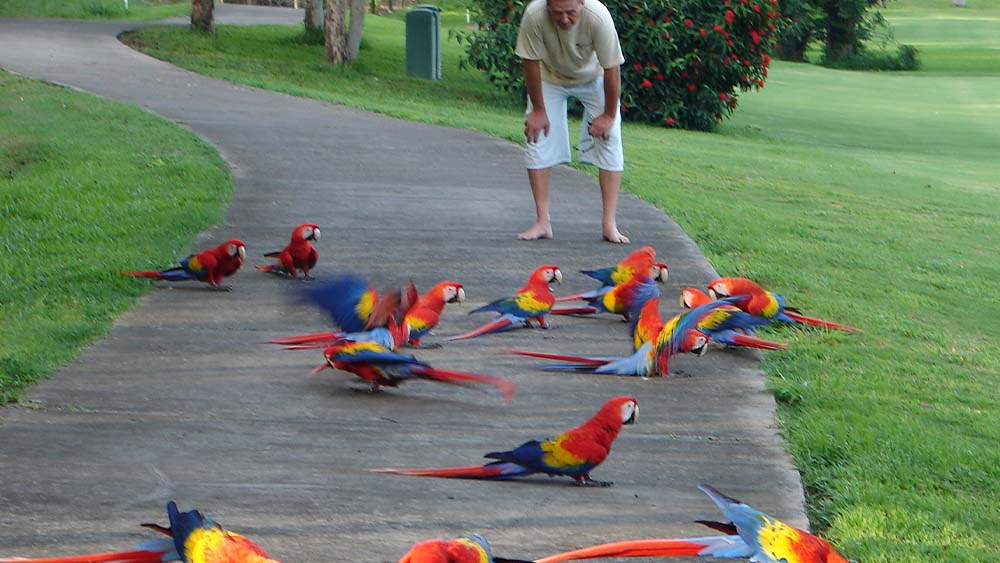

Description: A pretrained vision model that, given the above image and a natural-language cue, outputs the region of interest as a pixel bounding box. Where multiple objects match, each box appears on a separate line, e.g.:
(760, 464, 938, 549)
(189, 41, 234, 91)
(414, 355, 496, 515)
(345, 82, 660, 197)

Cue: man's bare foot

(518, 222, 553, 241)
(602, 228, 630, 244)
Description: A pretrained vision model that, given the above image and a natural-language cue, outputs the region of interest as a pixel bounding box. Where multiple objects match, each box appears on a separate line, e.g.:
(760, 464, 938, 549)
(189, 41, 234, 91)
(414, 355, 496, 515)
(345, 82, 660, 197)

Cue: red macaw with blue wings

(310, 340, 516, 402)
(122, 239, 246, 290)
(447, 265, 562, 341)
(404, 281, 465, 347)
(375, 396, 637, 486)
(679, 288, 787, 351)
(553, 246, 667, 319)
(535, 484, 850, 563)
(0, 501, 280, 563)
(707, 278, 860, 333)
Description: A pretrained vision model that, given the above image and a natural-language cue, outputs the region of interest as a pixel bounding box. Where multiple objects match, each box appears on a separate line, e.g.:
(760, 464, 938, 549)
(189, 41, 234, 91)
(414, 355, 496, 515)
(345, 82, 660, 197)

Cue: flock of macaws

(23, 227, 862, 563)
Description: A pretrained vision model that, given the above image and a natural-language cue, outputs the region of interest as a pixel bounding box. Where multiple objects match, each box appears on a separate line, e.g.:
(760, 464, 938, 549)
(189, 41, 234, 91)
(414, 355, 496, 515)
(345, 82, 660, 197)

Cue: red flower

(751, 31, 761, 44)
(641, 79, 653, 88)
(661, 32, 670, 39)
(663, 16, 671, 23)
(501, 15, 508, 23)
(687, 83, 697, 92)
(684, 18, 693, 27)
(725, 10, 734, 24)
(634, 63, 644, 72)
(699, 28, 707, 37)
(763, 54, 771, 67)
(665, 116, 676, 125)
(757, 79, 765, 87)
(724, 31, 730, 38)
(753, 4, 761, 13)
(713, 24, 724, 32)
(655, 73, 665, 81)
(724, 0, 730, 5)
(719, 92, 728, 100)
(727, 40, 734, 47)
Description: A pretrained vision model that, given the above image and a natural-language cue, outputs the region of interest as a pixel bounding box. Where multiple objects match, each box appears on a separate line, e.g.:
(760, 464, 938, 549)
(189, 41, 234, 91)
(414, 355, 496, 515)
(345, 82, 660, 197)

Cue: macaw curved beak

(449, 287, 466, 304)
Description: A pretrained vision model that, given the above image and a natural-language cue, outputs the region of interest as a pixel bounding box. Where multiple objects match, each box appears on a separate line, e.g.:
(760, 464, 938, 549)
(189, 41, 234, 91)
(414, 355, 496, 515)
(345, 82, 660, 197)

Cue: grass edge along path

(0, 71, 233, 403)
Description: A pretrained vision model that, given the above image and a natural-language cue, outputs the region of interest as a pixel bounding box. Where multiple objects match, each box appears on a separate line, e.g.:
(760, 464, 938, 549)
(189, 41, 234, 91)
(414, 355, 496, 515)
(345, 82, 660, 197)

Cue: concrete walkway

(0, 6, 804, 563)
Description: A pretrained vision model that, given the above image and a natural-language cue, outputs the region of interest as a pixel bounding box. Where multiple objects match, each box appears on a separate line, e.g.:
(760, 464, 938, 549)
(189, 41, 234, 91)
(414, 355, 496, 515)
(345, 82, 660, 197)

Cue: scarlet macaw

(310, 340, 516, 402)
(555, 246, 668, 308)
(0, 501, 280, 563)
(122, 239, 246, 290)
(511, 297, 730, 376)
(707, 278, 860, 332)
(398, 534, 531, 563)
(679, 288, 787, 351)
(255, 223, 320, 279)
(534, 484, 850, 563)
(404, 281, 466, 347)
(446, 265, 562, 341)
(374, 396, 637, 486)
(268, 274, 414, 350)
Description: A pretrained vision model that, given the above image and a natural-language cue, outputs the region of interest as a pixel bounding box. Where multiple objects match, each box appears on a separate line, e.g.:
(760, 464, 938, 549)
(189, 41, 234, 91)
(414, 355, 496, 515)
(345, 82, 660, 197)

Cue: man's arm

(587, 65, 620, 140)
(523, 59, 550, 143)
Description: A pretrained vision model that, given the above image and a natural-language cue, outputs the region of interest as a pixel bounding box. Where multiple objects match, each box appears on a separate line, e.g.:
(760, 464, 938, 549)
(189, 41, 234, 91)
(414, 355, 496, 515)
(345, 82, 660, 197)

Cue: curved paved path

(0, 6, 804, 563)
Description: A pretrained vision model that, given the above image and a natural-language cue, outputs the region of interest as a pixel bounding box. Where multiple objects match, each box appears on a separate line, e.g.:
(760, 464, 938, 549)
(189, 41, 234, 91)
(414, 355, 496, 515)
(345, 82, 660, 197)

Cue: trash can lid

(412, 4, 442, 11)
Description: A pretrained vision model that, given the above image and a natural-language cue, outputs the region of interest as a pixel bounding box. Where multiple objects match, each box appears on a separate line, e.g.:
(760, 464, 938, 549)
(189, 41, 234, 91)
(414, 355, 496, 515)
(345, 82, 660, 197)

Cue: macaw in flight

(310, 340, 516, 402)
(398, 534, 531, 563)
(122, 239, 245, 290)
(512, 297, 731, 376)
(447, 265, 562, 341)
(0, 501, 281, 563)
(269, 274, 414, 351)
(256, 222, 320, 279)
(374, 396, 637, 486)
(707, 278, 860, 333)
(679, 288, 787, 351)
(534, 484, 850, 563)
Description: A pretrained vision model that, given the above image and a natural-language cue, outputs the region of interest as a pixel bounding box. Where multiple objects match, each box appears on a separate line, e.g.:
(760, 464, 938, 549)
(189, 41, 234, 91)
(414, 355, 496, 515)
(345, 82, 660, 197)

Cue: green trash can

(406, 5, 442, 80)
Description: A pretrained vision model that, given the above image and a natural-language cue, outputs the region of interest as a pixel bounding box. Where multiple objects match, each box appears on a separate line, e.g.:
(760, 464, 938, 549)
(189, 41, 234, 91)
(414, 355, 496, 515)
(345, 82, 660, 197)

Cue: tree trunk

(824, 16, 858, 62)
(191, 0, 215, 34)
(325, 0, 348, 64)
(346, 0, 366, 60)
(305, 0, 324, 30)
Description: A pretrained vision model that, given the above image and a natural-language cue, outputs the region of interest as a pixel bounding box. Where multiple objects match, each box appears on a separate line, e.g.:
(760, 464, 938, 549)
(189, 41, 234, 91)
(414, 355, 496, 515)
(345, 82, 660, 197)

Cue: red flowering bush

(455, 0, 781, 131)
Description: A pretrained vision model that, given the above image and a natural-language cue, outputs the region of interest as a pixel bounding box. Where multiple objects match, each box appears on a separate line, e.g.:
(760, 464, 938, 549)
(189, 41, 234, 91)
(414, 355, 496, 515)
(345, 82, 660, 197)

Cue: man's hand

(525, 109, 550, 144)
(587, 113, 615, 141)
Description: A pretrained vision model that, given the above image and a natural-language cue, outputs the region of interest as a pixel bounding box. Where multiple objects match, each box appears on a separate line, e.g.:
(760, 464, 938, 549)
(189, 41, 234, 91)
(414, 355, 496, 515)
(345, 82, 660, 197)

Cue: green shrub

(822, 43, 920, 71)
(455, 0, 781, 131)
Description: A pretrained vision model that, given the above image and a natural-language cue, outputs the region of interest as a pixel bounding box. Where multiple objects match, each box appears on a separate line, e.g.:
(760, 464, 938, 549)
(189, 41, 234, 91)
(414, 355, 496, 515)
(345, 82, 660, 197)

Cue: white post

(466, 9, 470, 24)
(124, 0, 128, 9)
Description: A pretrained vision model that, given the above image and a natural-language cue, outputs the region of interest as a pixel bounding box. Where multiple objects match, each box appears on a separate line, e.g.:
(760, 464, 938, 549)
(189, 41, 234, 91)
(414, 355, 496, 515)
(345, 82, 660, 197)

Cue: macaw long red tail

(120, 269, 188, 282)
(255, 264, 280, 273)
(727, 334, 788, 350)
(784, 311, 861, 333)
(446, 317, 514, 341)
(554, 292, 589, 302)
(0, 550, 166, 563)
(267, 331, 340, 345)
(534, 539, 712, 563)
(371, 463, 521, 479)
(507, 350, 608, 366)
(412, 367, 517, 403)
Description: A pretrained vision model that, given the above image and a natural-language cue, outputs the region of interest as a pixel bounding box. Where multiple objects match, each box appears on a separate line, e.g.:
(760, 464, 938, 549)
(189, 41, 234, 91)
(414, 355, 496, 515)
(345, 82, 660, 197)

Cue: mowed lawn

(1, 1, 998, 562)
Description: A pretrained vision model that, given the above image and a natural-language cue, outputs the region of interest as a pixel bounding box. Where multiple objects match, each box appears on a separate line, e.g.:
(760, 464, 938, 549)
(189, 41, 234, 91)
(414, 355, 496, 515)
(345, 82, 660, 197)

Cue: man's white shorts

(525, 75, 624, 172)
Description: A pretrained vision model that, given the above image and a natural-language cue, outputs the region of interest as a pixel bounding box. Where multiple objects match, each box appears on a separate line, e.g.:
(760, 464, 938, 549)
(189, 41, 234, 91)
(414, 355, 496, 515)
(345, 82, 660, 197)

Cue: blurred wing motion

(256, 223, 320, 279)
(534, 484, 849, 563)
(447, 265, 561, 341)
(374, 397, 638, 486)
(0, 501, 280, 563)
(122, 239, 246, 288)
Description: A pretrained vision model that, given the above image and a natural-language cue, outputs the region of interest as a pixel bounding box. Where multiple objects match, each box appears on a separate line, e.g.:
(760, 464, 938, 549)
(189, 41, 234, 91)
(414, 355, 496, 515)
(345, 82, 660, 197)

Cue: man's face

(548, 0, 584, 31)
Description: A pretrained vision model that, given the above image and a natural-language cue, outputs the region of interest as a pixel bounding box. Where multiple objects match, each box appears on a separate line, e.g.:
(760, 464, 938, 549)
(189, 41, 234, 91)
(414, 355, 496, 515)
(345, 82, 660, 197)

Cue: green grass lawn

(0, 0, 189, 20)
(0, 73, 232, 402)
(2, 0, 998, 561)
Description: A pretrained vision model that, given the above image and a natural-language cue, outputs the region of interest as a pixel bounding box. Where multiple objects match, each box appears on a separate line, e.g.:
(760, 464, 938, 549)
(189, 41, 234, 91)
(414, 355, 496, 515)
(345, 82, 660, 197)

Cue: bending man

(515, 0, 628, 243)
